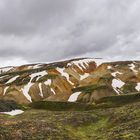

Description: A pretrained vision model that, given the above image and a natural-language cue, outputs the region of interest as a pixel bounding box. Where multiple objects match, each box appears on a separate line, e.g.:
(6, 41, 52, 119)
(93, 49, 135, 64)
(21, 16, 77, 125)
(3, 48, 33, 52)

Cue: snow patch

(21, 82, 33, 102)
(68, 92, 81, 102)
(21, 71, 48, 102)
(111, 71, 122, 77)
(51, 88, 56, 95)
(30, 71, 48, 81)
(32, 64, 42, 69)
(80, 73, 89, 80)
(67, 58, 117, 69)
(28, 64, 43, 69)
(112, 79, 125, 94)
(0, 110, 24, 116)
(39, 83, 43, 97)
(68, 59, 97, 70)
(92, 59, 106, 66)
(6, 75, 19, 84)
(72, 60, 88, 69)
(0, 66, 13, 74)
(135, 83, 140, 91)
(56, 67, 74, 85)
(128, 63, 138, 73)
(107, 66, 112, 69)
(3, 86, 9, 95)
(44, 79, 51, 86)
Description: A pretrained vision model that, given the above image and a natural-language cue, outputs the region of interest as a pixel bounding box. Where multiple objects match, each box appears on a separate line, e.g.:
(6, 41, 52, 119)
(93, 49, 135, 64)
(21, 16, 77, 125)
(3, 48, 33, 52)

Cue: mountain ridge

(0, 57, 140, 105)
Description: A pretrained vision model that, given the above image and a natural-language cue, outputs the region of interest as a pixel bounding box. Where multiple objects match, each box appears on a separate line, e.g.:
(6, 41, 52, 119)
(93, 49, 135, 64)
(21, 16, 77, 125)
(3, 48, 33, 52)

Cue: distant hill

(0, 58, 140, 104)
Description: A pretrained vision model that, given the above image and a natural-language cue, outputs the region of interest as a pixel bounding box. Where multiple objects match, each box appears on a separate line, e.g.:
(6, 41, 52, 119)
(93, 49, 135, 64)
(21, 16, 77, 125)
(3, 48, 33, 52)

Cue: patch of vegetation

(95, 93, 140, 108)
(29, 101, 95, 111)
(67, 117, 109, 140)
(0, 100, 21, 112)
(99, 74, 113, 84)
(0, 75, 14, 85)
(121, 82, 137, 93)
(37, 74, 57, 82)
(0, 100, 140, 140)
(72, 84, 108, 93)
(5, 76, 31, 87)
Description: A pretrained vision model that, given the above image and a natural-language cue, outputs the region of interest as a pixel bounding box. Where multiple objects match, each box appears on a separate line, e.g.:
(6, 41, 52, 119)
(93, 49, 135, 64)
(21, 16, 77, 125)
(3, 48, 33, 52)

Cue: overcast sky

(0, 0, 140, 67)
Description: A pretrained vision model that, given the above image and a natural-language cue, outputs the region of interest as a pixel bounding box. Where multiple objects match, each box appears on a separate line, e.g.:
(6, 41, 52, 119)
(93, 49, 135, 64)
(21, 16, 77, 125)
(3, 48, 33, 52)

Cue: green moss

(99, 74, 113, 84)
(72, 84, 108, 93)
(37, 74, 57, 82)
(121, 82, 137, 93)
(64, 117, 109, 140)
(1, 100, 140, 139)
(121, 133, 136, 139)
(29, 101, 95, 111)
(95, 93, 140, 108)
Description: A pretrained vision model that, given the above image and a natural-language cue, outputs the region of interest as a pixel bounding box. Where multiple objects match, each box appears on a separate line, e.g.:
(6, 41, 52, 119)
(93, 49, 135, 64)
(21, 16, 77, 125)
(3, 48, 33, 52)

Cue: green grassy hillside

(0, 94, 140, 140)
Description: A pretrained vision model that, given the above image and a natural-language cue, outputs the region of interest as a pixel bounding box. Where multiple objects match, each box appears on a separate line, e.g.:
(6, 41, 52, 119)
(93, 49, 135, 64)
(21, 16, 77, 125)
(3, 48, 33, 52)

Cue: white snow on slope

(107, 66, 112, 69)
(30, 71, 48, 81)
(80, 73, 89, 80)
(39, 83, 43, 97)
(68, 92, 81, 102)
(128, 63, 138, 73)
(6, 75, 19, 84)
(68, 58, 122, 70)
(72, 59, 89, 69)
(32, 64, 43, 69)
(56, 67, 74, 85)
(111, 71, 123, 77)
(3, 86, 9, 95)
(51, 88, 56, 95)
(21, 71, 48, 102)
(92, 59, 106, 66)
(112, 79, 125, 95)
(0, 110, 24, 116)
(0, 75, 7, 79)
(135, 83, 140, 91)
(0, 66, 14, 74)
(28, 64, 43, 69)
(68, 58, 103, 70)
(44, 79, 51, 86)
(21, 82, 33, 102)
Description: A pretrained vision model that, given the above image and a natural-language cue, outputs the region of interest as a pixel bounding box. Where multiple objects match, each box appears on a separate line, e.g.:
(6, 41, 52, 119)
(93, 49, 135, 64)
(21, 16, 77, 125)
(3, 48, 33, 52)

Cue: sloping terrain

(0, 58, 140, 139)
(0, 99, 140, 140)
(0, 58, 140, 105)
(0, 58, 97, 104)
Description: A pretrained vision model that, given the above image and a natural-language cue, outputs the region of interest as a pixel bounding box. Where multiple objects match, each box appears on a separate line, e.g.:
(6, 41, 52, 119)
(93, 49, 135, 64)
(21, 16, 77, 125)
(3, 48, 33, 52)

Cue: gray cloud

(0, 0, 140, 66)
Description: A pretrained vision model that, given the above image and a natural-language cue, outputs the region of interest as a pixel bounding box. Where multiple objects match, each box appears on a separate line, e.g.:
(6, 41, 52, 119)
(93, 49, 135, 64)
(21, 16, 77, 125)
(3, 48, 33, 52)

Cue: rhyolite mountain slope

(0, 58, 140, 104)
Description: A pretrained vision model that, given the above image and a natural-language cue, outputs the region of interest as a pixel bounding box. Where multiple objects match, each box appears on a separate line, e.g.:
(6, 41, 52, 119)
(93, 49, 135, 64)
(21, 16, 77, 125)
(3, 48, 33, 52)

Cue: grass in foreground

(0, 93, 140, 139)
(0, 101, 140, 140)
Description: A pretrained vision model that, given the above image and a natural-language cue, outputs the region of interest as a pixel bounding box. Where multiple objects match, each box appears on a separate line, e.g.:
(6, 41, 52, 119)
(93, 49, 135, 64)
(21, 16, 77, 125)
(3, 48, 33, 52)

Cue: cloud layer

(0, 0, 140, 66)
